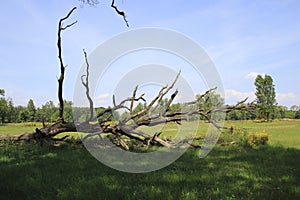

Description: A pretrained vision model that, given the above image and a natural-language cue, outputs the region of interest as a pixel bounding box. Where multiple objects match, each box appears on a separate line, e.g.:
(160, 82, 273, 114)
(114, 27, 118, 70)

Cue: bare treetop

(78, 0, 129, 27)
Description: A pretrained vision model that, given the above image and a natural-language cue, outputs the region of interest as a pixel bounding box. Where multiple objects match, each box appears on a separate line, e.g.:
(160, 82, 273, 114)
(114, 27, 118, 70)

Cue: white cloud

(245, 72, 265, 79)
(225, 89, 255, 104)
(95, 93, 109, 99)
(94, 93, 110, 106)
(225, 89, 299, 107)
(277, 93, 298, 106)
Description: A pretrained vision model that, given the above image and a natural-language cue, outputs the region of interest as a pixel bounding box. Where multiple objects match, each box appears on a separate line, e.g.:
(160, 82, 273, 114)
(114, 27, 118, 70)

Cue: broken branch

(111, 0, 129, 27)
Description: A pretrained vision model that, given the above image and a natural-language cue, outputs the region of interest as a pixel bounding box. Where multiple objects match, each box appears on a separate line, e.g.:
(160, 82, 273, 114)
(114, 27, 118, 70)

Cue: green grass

(0, 123, 79, 139)
(0, 123, 42, 134)
(224, 120, 300, 149)
(1, 120, 299, 149)
(0, 143, 299, 199)
(0, 120, 299, 199)
(140, 120, 300, 149)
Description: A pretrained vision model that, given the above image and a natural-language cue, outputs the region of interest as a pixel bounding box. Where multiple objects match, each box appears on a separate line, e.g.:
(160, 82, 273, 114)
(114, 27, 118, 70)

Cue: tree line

(1, 88, 299, 124)
(0, 95, 73, 124)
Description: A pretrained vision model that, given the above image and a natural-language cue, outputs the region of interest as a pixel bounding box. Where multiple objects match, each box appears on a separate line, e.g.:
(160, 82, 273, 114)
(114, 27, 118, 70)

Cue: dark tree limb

(57, 7, 77, 123)
(78, 0, 129, 27)
(129, 86, 138, 113)
(111, 0, 129, 27)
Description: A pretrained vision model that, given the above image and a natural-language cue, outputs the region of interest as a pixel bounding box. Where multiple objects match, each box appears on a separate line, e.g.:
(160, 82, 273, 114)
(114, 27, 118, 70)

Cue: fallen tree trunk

(0, 122, 76, 142)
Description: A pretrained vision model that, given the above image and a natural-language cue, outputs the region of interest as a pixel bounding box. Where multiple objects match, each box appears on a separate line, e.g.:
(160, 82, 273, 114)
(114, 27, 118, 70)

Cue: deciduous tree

(295, 110, 300, 119)
(27, 99, 36, 122)
(0, 97, 7, 123)
(254, 74, 277, 121)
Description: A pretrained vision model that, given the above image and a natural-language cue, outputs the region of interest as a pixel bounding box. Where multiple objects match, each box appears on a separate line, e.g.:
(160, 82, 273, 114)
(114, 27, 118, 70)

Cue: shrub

(219, 127, 249, 147)
(248, 131, 269, 146)
(221, 127, 270, 148)
(236, 129, 250, 148)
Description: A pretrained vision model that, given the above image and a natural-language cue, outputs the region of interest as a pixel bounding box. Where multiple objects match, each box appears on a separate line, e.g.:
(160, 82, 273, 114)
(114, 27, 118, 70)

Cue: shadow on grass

(0, 142, 299, 199)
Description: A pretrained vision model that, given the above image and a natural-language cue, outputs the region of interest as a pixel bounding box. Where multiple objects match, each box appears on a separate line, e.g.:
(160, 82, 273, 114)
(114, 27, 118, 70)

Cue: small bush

(221, 127, 270, 148)
(248, 131, 269, 146)
(236, 129, 250, 148)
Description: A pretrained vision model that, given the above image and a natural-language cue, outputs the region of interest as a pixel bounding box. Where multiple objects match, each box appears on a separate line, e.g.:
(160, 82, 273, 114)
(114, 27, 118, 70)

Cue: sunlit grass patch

(0, 123, 42, 134)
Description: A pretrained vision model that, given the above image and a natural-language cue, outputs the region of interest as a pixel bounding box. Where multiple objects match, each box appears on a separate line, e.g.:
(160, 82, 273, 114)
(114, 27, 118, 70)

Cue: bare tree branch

(57, 7, 77, 122)
(162, 89, 178, 116)
(111, 0, 129, 27)
(151, 70, 181, 113)
(78, 0, 129, 26)
(181, 87, 216, 107)
(130, 85, 138, 113)
(81, 49, 94, 121)
(78, 0, 99, 6)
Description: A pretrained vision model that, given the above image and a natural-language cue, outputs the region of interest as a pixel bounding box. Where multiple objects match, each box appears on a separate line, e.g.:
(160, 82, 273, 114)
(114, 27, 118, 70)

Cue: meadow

(0, 120, 299, 199)
(0, 122, 43, 135)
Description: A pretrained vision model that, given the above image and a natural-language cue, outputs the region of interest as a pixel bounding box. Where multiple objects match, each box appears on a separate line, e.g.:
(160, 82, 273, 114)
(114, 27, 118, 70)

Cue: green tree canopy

(0, 98, 8, 123)
(254, 74, 277, 121)
(27, 99, 36, 122)
(0, 89, 4, 96)
(295, 110, 300, 119)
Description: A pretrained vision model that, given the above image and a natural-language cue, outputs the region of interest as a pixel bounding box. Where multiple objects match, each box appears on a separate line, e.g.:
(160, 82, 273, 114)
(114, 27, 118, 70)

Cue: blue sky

(0, 0, 299, 108)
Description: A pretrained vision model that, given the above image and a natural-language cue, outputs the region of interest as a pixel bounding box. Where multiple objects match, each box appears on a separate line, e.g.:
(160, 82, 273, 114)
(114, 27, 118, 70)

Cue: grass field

(224, 120, 300, 149)
(140, 120, 300, 149)
(1, 120, 300, 149)
(0, 123, 42, 135)
(0, 120, 299, 199)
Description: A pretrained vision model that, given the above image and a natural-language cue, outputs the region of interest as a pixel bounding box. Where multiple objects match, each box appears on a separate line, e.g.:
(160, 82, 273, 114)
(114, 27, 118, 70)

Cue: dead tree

(0, 7, 252, 149)
(77, 71, 251, 150)
(0, 7, 78, 142)
(0, 67, 251, 148)
(0, 7, 81, 142)
(57, 7, 77, 122)
(0, 74, 251, 148)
